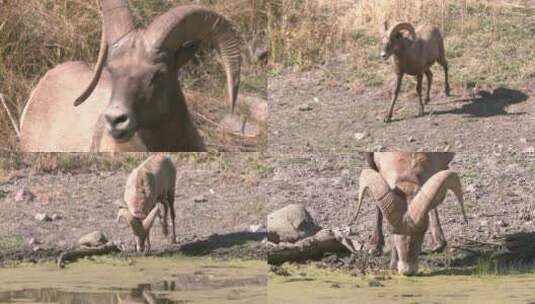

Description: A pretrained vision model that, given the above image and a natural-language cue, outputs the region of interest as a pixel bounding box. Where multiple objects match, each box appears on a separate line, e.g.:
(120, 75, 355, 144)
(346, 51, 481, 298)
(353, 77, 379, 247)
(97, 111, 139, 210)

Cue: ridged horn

(74, 0, 136, 106)
(143, 5, 242, 112)
(387, 22, 416, 41)
(355, 169, 406, 230)
(407, 170, 466, 229)
(142, 207, 160, 232)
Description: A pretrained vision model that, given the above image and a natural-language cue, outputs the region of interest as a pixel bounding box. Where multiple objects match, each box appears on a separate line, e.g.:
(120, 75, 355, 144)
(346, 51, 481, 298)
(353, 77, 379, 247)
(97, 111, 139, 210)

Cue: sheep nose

(380, 52, 388, 59)
(104, 107, 136, 141)
(398, 262, 418, 276)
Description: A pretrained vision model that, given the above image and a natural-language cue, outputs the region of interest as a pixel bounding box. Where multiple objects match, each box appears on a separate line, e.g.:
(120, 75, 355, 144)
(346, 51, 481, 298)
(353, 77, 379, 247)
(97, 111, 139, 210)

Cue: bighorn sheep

(380, 22, 450, 122)
(354, 152, 467, 276)
(18, 0, 241, 152)
(116, 154, 177, 253)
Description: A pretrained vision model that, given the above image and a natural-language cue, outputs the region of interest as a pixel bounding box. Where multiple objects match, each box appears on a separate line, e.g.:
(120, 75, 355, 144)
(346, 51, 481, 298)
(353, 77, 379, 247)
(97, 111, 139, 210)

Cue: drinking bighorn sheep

(380, 22, 450, 122)
(354, 152, 467, 276)
(116, 154, 177, 253)
(18, 0, 241, 152)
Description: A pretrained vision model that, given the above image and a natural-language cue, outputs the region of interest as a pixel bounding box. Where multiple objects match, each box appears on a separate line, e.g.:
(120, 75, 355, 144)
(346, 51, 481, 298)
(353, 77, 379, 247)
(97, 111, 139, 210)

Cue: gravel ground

(0, 154, 268, 263)
(269, 56, 535, 153)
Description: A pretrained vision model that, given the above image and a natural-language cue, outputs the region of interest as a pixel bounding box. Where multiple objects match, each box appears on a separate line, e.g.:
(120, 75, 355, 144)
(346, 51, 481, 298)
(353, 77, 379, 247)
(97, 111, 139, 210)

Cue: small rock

(32, 246, 42, 252)
(465, 184, 477, 193)
(15, 188, 35, 202)
(479, 220, 488, 226)
(520, 138, 528, 144)
(368, 279, 384, 287)
(35, 213, 51, 222)
(79, 231, 108, 248)
(354, 132, 369, 141)
(193, 195, 208, 203)
(28, 238, 39, 245)
(330, 283, 341, 288)
(407, 136, 416, 143)
(298, 104, 313, 112)
(497, 220, 508, 227)
(51, 214, 62, 221)
(249, 224, 266, 233)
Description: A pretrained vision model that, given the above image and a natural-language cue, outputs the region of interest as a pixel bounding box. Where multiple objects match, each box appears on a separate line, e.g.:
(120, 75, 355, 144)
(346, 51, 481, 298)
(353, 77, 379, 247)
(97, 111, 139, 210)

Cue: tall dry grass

(269, 0, 535, 89)
(0, 0, 267, 151)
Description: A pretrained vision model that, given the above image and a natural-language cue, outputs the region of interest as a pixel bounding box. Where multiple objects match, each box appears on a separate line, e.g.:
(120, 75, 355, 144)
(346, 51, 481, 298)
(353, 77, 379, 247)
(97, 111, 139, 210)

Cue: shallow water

(269, 265, 535, 304)
(0, 257, 266, 304)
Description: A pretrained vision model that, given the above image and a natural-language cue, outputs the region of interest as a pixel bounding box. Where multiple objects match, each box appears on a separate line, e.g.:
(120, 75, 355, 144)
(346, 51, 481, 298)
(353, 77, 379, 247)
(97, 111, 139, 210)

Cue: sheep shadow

(177, 231, 266, 256)
(433, 87, 529, 118)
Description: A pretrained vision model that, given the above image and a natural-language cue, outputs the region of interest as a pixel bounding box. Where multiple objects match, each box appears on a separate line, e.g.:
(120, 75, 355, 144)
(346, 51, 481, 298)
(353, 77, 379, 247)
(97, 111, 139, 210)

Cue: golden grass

(269, 0, 535, 89)
(0, 0, 267, 151)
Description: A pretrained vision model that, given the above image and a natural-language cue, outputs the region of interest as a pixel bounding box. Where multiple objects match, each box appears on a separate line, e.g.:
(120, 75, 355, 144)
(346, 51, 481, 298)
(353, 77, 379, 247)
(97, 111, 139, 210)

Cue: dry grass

(0, 0, 268, 151)
(269, 0, 535, 89)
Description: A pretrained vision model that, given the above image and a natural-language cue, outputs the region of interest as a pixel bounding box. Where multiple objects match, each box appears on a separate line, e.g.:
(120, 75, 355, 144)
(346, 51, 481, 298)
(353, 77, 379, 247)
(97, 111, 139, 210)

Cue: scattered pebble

(193, 195, 208, 203)
(407, 136, 416, 143)
(51, 214, 62, 221)
(298, 104, 313, 112)
(35, 213, 51, 222)
(368, 279, 384, 287)
(28, 238, 39, 245)
(249, 224, 266, 233)
(15, 188, 34, 203)
(354, 132, 369, 141)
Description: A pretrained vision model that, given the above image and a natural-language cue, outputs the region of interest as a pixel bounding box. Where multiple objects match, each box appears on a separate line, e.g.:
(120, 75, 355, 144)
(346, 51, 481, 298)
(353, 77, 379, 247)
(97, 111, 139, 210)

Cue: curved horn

(387, 22, 416, 41)
(74, 0, 136, 106)
(354, 169, 406, 230)
(407, 170, 466, 229)
(142, 207, 160, 232)
(143, 5, 242, 112)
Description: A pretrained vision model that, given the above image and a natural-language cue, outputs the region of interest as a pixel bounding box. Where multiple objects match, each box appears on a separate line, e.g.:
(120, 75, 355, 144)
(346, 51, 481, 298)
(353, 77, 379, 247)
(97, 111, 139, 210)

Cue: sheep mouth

(108, 128, 136, 143)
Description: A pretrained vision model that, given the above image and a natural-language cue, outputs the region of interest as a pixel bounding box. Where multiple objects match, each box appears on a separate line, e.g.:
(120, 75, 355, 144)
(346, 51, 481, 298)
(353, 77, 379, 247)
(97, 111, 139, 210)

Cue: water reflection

(0, 272, 266, 303)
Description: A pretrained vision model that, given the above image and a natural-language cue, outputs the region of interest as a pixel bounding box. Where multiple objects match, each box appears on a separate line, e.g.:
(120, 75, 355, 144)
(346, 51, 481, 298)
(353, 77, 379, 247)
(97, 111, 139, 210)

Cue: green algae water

(269, 265, 535, 304)
(0, 257, 266, 304)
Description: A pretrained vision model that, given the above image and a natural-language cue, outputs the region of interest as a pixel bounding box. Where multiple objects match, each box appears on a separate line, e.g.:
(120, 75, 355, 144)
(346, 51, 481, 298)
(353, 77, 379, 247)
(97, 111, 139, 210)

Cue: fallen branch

(57, 242, 121, 268)
(268, 228, 364, 265)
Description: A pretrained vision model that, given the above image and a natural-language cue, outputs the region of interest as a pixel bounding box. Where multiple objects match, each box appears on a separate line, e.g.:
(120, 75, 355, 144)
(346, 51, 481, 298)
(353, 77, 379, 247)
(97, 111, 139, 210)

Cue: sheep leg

(429, 208, 447, 253)
(385, 73, 404, 123)
(168, 191, 177, 244)
(424, 69, 433, 104)
(439, 59, 451, 96)
(416, 74, 424, 116)
(389, 237, 398, 270)
(368, 206, 385, 256)
(159, 202, 169, 237)
(145, 234, 151, 255)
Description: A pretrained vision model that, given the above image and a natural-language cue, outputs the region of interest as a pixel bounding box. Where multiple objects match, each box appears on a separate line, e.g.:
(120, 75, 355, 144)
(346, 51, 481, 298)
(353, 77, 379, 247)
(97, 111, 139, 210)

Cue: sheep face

(103, 34, 175, 143)
(380, 32, 403, 60)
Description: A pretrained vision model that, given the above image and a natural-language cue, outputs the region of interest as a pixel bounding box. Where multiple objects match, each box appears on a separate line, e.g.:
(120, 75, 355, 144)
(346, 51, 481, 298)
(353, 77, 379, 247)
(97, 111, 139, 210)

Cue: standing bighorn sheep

(380, 22, 450, 122)
(18, 0, 241, 152)
(116, 154, 177, 253)
(354, 152, 467, 276)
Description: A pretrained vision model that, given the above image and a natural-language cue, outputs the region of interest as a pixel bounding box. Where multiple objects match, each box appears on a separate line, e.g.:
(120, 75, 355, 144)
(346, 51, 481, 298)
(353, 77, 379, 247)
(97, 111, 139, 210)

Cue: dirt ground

(0, 154, 268, 264)
(263, 152, 535, 271)
(269, 55, 535, 153)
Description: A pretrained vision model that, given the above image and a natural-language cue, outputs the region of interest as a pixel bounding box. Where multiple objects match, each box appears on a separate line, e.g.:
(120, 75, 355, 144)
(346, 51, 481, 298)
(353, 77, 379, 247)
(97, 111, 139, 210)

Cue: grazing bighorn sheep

(116, 154, 177, 253)
(354, 152, 467, 276)
(18, 0, 241, 152)
(380, 22, 450, 122)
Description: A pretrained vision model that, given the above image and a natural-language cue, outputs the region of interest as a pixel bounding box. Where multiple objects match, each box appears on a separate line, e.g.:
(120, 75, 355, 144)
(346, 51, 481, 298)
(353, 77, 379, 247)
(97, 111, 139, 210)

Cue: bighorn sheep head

(75, 0, 241, 143)
(356, 169, 467, 276)
(117, 206, 160, 253)
(380, 22, 416, 60)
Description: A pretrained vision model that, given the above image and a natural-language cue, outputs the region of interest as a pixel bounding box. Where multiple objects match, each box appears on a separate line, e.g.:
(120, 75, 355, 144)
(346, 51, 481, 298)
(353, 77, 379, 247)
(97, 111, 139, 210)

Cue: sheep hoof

(431, 241, 447, 253)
